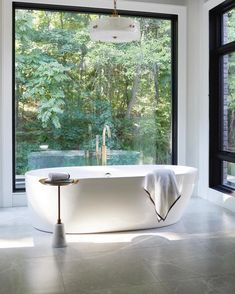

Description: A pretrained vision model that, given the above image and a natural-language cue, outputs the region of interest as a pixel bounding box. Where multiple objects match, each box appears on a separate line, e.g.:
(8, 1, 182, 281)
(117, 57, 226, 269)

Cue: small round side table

(39, 178, 79, 248)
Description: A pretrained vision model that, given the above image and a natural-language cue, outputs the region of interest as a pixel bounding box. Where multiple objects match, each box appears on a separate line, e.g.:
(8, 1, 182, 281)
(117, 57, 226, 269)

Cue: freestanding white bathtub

(25, 165, 197, 233)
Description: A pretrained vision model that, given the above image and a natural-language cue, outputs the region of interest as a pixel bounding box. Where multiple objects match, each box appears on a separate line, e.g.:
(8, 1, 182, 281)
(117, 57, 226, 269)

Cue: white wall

(1, 0, 13, 207)
(0, 0, 187, 207)
(0, 0, 3, 207)
(186, 0, 202, 197)
(187, 0, 235, 213)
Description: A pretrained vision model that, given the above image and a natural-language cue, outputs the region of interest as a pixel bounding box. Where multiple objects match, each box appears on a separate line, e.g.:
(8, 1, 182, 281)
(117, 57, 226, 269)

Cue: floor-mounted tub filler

(25, 165, 197, 233)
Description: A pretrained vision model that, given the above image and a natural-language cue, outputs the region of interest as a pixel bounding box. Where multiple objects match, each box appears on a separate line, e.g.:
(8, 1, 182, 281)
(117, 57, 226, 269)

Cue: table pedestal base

(52, 223, 67, 248)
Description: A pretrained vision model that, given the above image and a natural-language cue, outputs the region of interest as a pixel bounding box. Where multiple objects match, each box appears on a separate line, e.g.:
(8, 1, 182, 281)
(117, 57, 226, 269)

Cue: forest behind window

(14, 7, 175, 189)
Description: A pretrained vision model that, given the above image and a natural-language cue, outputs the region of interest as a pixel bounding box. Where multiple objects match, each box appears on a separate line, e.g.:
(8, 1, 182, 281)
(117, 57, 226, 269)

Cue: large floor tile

(147, 261, 199, 282)
(140, 240, 216, 264)
(66, 283, 169, 294)
(1, 198, 235, 293)
(199, 237, 235, 257)
(60, 255, 157, 292)
(171, 255, 235, 277)
(1, 257, 64, 294)
(162, 277, 221, 294)
(0, 257, 64, 294)
(207, 273, 235, 294)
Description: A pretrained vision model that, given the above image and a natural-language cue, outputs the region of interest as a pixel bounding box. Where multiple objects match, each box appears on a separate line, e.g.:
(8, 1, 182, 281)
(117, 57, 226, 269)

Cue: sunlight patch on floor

(66, 233, 140, 244)
(0, 237, 34, 248)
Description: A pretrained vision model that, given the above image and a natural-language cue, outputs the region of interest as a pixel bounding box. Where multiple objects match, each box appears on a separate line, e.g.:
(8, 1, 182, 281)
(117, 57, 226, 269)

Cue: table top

(39, 178, 79, 186)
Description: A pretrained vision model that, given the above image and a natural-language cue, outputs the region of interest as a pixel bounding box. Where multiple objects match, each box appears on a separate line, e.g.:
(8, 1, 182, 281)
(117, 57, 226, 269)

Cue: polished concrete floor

(1, 197, 235, 294)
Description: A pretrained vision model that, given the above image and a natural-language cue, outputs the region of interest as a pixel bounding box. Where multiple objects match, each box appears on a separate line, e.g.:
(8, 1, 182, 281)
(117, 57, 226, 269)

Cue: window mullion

(217, 41, 235, 56)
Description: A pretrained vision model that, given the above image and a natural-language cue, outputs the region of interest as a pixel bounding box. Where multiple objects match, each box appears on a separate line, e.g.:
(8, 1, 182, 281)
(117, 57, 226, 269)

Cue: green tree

(15, 9, 173, 174)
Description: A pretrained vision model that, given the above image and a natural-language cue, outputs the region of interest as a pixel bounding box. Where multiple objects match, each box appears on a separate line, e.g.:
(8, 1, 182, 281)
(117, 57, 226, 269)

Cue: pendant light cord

(113, 0, 118, 16)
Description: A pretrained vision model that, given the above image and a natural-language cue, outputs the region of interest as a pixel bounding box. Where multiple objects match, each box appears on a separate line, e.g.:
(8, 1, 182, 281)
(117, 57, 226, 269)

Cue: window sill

(211, 185, 235, 197)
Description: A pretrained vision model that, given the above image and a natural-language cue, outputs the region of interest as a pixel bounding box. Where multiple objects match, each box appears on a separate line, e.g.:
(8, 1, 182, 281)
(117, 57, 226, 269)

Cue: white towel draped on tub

(144, 169, 181, 222)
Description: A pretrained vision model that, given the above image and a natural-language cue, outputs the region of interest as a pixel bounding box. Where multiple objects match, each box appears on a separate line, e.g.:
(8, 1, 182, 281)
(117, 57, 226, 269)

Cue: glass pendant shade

(90, 16, 140, 43)
(89, 0, 140, 43)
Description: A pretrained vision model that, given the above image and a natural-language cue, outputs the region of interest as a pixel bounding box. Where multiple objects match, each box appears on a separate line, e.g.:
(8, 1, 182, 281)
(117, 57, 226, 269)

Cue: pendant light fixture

(89, 0, 141, 43)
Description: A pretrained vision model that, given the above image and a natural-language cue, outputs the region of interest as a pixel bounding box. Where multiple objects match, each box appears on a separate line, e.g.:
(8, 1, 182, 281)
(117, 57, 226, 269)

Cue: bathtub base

(33, 220, 180, 234)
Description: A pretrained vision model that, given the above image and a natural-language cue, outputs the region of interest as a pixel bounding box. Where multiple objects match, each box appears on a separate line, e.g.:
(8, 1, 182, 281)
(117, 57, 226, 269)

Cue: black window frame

(12, 2, 178, 192)
(209, 0, 235, 194)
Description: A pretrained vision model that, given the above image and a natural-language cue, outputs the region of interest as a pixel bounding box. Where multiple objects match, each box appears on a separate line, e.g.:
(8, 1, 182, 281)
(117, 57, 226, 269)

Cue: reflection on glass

(223, 161, 235, 188)
(222, 53, 235, 152)
(223, 8, 235, 44)
(15, 9, 173, 188)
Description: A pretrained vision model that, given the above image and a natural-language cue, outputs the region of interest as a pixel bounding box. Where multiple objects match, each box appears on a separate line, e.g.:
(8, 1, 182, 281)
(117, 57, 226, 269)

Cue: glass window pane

(223, 161, 235, 188)
(223, 8, 235, 45)
(14, 8, 174, 189)
(222, 53, 235, 152)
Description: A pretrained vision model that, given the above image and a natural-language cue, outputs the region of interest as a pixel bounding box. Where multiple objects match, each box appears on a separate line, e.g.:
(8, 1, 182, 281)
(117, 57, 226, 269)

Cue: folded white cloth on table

(48, 172, 70, 181)
(144, 169, 181, 222)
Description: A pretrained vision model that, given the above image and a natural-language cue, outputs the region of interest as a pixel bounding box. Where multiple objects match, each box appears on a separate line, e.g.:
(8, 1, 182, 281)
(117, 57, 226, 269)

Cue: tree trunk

(60, 12, 64, 29)
(152, 63, 159, 101)
(229, 109, 235, 146)
(45, 12, 51, 28)
(125, 64, 141, 118)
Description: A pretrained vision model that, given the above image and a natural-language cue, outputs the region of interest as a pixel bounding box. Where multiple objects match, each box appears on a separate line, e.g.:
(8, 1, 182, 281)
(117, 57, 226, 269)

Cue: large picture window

(13, 3, 178, 191)
(209, 0, 235, 192)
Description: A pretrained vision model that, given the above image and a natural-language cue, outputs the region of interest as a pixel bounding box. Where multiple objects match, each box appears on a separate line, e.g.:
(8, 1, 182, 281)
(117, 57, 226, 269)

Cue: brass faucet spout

(102, 125, 111, 146)
(102, 125, 111, 165)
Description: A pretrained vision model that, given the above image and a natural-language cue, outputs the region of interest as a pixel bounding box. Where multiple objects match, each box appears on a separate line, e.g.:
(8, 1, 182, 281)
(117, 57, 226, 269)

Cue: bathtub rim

(25, 164, 197, 180)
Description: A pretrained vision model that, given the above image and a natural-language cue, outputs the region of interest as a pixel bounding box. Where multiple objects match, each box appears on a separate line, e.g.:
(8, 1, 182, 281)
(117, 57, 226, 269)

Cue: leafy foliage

(15, 9, 173, 174)
(224, 9, 235, 149)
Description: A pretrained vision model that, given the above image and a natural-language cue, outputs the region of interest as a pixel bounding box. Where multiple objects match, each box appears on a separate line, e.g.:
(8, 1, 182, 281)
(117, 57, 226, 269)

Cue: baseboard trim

(12, 193, 27, 207)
